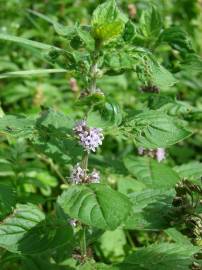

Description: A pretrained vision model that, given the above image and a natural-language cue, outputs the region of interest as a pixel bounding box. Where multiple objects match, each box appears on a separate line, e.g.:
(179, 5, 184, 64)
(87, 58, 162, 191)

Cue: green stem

(126, 231, 136, 250)
(80, 225, 87, 257)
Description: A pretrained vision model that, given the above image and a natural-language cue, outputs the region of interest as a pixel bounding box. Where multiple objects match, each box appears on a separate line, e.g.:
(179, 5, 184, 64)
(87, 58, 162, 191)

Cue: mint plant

(0, 0, 202, 269)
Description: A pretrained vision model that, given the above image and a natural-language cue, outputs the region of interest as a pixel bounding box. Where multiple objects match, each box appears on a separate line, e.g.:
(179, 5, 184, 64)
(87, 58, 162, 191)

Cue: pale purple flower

(69, 219, 78, 227)
(156, 148, 166, 162)
(70, 163, 86, 184)
(89, 169, 100, 183)
(73, 120, 104, 153)
(138, 147, 145, 155)
(70, 163, 101, 184)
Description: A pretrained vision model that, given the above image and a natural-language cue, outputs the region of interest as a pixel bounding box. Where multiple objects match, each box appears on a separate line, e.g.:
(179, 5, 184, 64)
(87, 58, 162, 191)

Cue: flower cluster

(70, 163, 100, 184)
(138, 147, 165, 162)
(73, 120, 104, 153)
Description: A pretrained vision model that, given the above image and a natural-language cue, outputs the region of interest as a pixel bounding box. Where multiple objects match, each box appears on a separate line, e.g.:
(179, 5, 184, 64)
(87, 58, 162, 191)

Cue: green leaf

(91, 0, 125, 43)
(123, 20, 136, 42)
(125, 110, 192, 148)
(181, 54, 202, 72)
(76, 28, 95, 51)
(0, 183, 16, 220)
(0, 33, 61, 51)
(98, 228, 126, 262)
(150, 61, 177, 91)
(87, 100, 122, 128)
(165, 228, 192, 245)
(174, 161, 202, 181)
(118, 242, 199, 270)
(0, 69, 67, 79)
(159, 26, 192, 52)
(125, 188, 175, 230)
(58, 184, 131, 230)
(36, 108, 74, 133)
(123, 156, 180, 188)
(139, 7, 162, 39)
(0, 204, 73, 254)
(0, 115, 35, 138)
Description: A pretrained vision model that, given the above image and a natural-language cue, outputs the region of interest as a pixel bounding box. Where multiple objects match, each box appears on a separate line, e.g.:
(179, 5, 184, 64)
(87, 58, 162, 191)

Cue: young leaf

(91, 0, 125, 43)
(0, 204, 73, 254)
(139, 7, 162, 39)
(125, 110, 192, 148)
(58, 184, 131, 230)
(124, 156, 180, 188)
(118, 242, 199, 270)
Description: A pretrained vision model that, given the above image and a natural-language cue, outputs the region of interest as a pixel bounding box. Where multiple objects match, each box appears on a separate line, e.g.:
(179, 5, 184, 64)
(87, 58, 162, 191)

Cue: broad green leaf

(139, 7, 162, 39)
(36, 109, 74, 133)
(118, 242, 199, 270)
(165, 228, 192, 245)
(91, 0, 125, 43)
(0, 33, 61, 51)
(0, 115, 35, 138)
(0, 69, 67, 79)
(150, 61, 177, 91)
(174, 161, 202, 181)
(0, 204, 73, 254)
(159, 26, 192, 52)
(0, 183, 16, 219)
(58, 184, 131, 230)
(181, 54, 202, 72)
(124, 188, 175, 230)
(157, 101, 193, 116)
(124, 156, 180, 188)
(98, 228, 126, 262)
(125, 110, 192, 148)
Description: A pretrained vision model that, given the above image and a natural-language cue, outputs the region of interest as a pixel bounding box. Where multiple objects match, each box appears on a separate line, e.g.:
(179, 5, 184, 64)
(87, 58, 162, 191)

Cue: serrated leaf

(139, 7, 162, 39)
(150, 61, 177, 91)
(0, 183, 16, 220)
(36, 109, 74, 133)
(124, 188, 174, 230)
(0, 115, 35, 138)
(87, 101, 122, 128)
(126, 110, 192, 148)
(159, 26, 192, 52)
(124, 156, 180, 188)
(118, 243, 199, 270)
(91, 0, 125, 43)
(165, 228, 192, 245)
(58, 184, 131, 230)
(0, 204, 73, 254)
(174, 161, 202, 181)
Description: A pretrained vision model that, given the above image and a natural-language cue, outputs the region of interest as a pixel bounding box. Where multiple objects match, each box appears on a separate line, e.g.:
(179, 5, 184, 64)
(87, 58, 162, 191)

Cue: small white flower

(156, 148, 166, 162)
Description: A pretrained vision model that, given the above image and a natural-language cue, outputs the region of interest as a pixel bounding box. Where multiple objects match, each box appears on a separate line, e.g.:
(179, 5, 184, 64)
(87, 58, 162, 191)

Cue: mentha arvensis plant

(0, 0, 202, 269)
